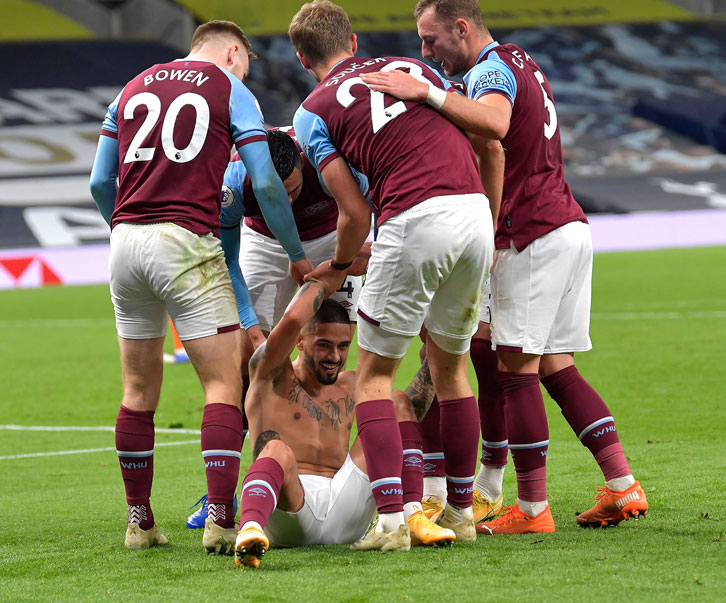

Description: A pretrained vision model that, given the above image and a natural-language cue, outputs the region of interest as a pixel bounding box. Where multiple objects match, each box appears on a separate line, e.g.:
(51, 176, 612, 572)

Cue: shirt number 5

(533, 70, 557, 140)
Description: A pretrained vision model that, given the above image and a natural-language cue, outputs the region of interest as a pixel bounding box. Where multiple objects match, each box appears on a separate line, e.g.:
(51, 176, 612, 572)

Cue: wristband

(425, 82, 447, 110)
(330, 259, 353, 271)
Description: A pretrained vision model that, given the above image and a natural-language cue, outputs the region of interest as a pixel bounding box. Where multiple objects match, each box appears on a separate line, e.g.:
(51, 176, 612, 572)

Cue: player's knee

(265, 440, 295, 471)
(253, 429, 280, 459)
(254, 432, 293, 467)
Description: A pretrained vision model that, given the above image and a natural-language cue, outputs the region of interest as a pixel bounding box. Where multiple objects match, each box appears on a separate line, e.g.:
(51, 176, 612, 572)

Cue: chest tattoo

(288, 381, 355, 430)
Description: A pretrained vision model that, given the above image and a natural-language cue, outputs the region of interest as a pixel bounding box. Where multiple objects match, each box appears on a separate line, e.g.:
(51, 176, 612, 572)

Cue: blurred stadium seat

(0, 0, 92, 40)
(1, 0, 725, 288)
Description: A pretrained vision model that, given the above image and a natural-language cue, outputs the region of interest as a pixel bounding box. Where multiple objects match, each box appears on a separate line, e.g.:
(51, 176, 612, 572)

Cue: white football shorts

(109, 222, 239, 341)
(264, 454, 376, 546)
(239, 226, 362, 332)
(478, 279, 492, 324)
(490, 220, 593, 355)
(357, 193, 494, 358)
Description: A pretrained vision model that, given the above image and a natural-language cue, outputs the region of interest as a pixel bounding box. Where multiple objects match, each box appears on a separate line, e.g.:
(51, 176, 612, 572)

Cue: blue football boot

(187, 494, 238, 529)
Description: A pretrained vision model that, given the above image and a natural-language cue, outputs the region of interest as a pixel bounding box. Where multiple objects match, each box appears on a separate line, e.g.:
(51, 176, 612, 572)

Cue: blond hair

(414, 0, 486, 30)
(190, 20, 258, 60)
(288, 1, 353, 66)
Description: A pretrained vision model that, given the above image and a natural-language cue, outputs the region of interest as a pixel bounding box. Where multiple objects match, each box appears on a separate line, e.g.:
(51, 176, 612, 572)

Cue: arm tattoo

(295, 281, 325, 312)
(312, 285, 325, 313)
(253, 430, 280, 460)
(405, 358, 436, 422)
(249, 342, 267, 370)
(270, 365, 284, 390)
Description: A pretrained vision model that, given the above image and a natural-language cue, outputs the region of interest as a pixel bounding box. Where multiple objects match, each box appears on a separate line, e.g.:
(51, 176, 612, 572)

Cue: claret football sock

(356, 399, 404, 513)
(439, 396, 479, 508)
(115, 405, 155, 530)
(501, 372, 549, 503)
(201, 403, 244, 528)
(239, 457, 284, 529)
(421, 397, 445, 498)
(470, 339, 508, 467)
(399, 420, 424, 520)
(421, 397, 444, 473)
(541, 366, 632, 481)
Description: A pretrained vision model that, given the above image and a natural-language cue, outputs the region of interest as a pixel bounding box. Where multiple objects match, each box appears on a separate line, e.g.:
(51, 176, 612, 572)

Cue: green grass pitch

(1, 246, 725, 601)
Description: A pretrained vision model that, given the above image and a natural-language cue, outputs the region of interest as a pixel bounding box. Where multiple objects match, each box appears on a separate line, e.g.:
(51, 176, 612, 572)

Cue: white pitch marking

(1, 311, 723, 328)
(0, 425, 200, 435)
(0, 439, 199, 461)
(0, 319, 114, 328)
(591, 311, 726, 320)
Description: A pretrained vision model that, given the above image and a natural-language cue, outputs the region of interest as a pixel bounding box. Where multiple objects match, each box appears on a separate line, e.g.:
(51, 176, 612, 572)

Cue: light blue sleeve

(237, 140, 305, 262)
(219, 159, 247, 229)
(317, 164, 371, 202)
(293, 105, 339, 173)
(220, 69, 268, 146)
(100, 90, 121, 136)
(220, 226, 259, 329)
(463, 57, 517, 104)
(89, 134, 119, 226)
(421, 63, 454, 91)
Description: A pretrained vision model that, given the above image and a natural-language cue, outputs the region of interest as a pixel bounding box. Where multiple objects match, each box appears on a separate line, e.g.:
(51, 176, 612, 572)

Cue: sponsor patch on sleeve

(221, 185, 235, 208)
(472, 69, 512, 99)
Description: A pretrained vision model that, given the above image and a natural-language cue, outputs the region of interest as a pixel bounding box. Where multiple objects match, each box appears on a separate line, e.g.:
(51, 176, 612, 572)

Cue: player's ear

(454, 18, 469, 37)
(296, 334, 304, 351)
(297, 51, 311, 71)
(227, 44, 238, 66)
(350, 33, 358, 55)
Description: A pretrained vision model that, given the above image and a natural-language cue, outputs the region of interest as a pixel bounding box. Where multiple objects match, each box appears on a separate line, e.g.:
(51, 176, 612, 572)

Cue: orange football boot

(234, 525, 269, 568)
(421, 495, 444, 522)
(477, 503, 555, 535)
(576, 481, 648, 528)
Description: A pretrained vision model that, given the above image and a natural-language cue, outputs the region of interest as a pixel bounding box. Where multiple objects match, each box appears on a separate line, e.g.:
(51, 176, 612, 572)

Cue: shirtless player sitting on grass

(221, 269, 455, 568)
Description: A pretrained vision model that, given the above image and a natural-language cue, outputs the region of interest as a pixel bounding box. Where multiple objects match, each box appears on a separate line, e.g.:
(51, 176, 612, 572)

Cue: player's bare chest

(287, 378, 355, 432)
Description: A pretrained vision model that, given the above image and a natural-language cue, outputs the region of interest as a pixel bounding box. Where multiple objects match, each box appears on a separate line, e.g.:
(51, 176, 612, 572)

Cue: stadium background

(1, 0, 725, 288)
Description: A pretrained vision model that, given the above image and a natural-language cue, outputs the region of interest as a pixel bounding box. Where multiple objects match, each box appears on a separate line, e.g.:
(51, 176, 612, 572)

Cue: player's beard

(304, 351, 342, 385)
(441, 53, 468, 77)
(315, 361, 342, 385)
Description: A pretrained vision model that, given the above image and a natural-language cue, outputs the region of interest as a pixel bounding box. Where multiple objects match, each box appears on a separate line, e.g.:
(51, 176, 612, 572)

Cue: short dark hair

(306, 299, 350, 331)
(414, 0, 486, 30)
(288, 1, 353, 66)
(268, 129, 302, 181)
(190, 20, 258, 60)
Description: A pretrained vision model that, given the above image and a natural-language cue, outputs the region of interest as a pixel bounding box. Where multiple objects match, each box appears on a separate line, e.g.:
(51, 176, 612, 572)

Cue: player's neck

(292, 357, 327, 396)
(313, 52, 354, 82)
(182, 53, 218, 70)
(470, 33, 496, 68)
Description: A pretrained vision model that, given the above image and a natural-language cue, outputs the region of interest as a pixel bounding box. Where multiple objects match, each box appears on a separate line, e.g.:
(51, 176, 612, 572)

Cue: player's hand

(245, 324, 267, 350)
(347, 242, 372, 276)
(304, 260, 347, 297)
(360, 71, 429, 102)
(418, 325, 429, 348)
(290, 257, 314, 285)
